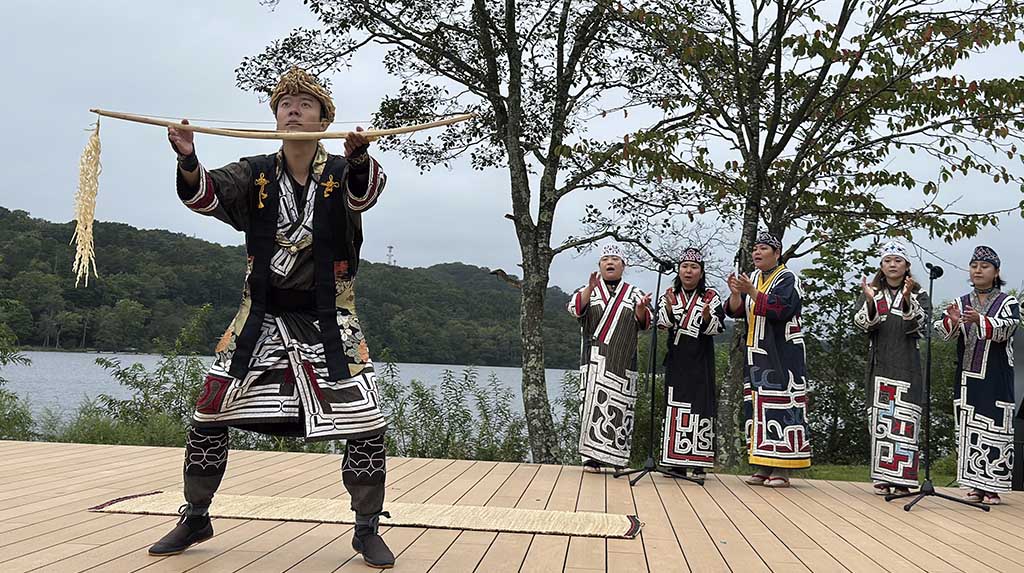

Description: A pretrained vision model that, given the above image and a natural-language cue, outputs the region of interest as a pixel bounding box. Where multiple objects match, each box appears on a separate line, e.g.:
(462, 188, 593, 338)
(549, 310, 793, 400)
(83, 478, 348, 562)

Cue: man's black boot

(148, 504, 214, 556)
(352, 511, 395, 569)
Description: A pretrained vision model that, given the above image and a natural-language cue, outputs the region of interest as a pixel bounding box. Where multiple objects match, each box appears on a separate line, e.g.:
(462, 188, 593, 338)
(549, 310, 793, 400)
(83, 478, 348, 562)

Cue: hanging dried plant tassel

(71, 120, 101, 287)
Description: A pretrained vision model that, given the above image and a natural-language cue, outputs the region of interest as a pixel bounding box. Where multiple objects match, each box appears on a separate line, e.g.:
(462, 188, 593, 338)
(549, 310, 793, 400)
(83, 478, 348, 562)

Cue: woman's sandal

(745, 473, 771, 485)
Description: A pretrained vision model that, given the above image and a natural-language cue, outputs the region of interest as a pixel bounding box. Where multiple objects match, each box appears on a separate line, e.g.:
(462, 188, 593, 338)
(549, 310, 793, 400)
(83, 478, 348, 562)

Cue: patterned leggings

(183, 426, 387, 516)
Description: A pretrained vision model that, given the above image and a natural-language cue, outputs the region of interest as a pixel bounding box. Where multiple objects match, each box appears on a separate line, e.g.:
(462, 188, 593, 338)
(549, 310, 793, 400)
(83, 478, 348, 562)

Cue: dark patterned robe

(854, 287, 930, 487)
(935, 289, 1019, 492)
(177, 144, 388, 441)
(725, 265, 812, 469)
(658, 288, 725, 468)
(568, 279, 651, 466)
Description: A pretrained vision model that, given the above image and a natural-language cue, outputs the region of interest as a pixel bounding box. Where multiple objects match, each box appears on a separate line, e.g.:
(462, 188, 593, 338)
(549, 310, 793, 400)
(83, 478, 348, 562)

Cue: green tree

(800, 245, 873, 464)
(238, 0, 691, 462)
(54, 310, 83, 349)
(0, 323, 33, 440)
(95, 299, 150, 350)
(0, 299, 33, 343)
(602, 0, 1024, 465)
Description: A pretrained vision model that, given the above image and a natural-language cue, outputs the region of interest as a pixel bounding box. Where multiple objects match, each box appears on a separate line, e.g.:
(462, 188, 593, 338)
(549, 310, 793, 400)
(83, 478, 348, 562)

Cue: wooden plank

(286, 458, 450, 568)
(0, 447, 178, 497)
(0, 451, 185, 506)
(295, 456, 428, 500)
(388, 528, 461, 573)
(701, 475, 809, 572)
(428, 530, 495, 572)
(647, 473, 719, 573)
(7, 443, 1024, 573)
(782, 478, 925, 573)
(0, 443, 120, 472)
(715, 475, 849, 573)
(243, 454, 341, 497)
(330, 526, 428, 572)
(399, 461, 515, 571)
(185, 521, 315, 572)
(794, 479, 961, 573)
(671, 475, 770, 572)
(390, 459, 475, 504)
(519, 536, 571, 573)
(425, 461, 501, 505)
(472, 532, 533, 573)
(829, 480, 1024, 572)
(0, 453, 306, 570)
(192, 459, 471, 571)
(519, 465, 584, 573)
(604, 470, 642, 557)
(0, 450, 266, 540)
(0, 543, 100, 573)
(133, 520, 290, 573)
(0, 513, 153, 565)
(806, 479, 993, 573)
(28, 515, 183, 573)
(75, 518, 253, 572)
(474, 465, 561, 573)
(845, 480, 1024, 555)
(743, 477, 894, 573)
(604, 467, 647, 573)
(628, 474, 688, 573)
(0, 450, 335, 570)
(607, 550, 649, 573)
(565, 468, 606, 571)
(430, 463, 539, 571)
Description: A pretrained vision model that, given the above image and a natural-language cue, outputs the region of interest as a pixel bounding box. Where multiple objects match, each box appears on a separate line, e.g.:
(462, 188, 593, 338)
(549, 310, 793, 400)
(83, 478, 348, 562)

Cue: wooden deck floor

(1, 441, 1023, 572)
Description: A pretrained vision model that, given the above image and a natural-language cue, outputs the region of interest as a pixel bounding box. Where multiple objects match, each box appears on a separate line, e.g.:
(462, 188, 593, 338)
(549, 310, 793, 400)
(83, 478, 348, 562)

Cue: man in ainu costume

(568, 243, 652, 472)
(149, 67, 395, 568)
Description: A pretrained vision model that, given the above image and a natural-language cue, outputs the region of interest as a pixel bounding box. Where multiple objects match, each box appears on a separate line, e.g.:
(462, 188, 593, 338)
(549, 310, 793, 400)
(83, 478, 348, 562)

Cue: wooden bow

(89, 108, 476, 140)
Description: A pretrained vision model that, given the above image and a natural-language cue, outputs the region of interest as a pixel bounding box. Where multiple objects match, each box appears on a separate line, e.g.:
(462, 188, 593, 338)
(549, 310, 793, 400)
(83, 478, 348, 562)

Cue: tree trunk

(719, 170, 764, 469)
(520, 260, 560, 463)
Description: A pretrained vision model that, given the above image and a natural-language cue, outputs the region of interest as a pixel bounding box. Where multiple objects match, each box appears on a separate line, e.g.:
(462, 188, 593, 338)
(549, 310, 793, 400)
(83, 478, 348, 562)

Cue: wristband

(178, 152, 199, 172)
(347, 145, 370, 170)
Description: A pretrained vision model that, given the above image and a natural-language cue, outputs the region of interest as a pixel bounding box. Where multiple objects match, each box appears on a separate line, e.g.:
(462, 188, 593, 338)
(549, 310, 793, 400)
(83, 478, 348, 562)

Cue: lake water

(1, 351, 573, 417)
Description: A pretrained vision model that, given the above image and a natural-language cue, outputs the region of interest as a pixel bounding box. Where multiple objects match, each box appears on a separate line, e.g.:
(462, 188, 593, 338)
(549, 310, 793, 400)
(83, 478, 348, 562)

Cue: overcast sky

(1, 0, 1020, 305)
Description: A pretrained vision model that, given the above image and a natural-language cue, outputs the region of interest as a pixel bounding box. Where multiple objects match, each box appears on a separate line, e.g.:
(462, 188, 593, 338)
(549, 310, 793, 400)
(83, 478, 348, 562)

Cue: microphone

(926, 262, 944, 279)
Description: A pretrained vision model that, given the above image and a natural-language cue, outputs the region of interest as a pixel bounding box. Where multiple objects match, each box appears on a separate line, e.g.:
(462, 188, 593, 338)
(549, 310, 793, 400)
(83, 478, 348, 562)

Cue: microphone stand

(615, 260, 703, 487)
(885, 263, 988, 512)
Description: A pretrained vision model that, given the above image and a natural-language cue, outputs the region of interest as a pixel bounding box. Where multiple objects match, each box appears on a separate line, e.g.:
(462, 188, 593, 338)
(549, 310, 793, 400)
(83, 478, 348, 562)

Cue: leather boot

(352, 511, 395, 569)
(148, 504, 214, 556)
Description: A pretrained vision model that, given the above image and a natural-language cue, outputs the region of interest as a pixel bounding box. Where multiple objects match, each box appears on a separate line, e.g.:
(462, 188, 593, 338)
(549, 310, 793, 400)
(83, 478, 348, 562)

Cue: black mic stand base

(613, 456, 705, 486)
(885, 479, 989, 512)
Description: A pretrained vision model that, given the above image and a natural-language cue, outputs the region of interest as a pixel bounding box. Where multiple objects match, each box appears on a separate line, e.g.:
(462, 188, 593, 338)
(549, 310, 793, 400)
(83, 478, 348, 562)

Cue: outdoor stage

(1, 440, 1022, 572)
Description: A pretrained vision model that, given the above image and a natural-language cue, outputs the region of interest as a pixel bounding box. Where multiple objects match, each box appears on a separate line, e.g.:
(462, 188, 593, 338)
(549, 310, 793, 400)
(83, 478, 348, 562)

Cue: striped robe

(568, 280, 651, 467)
(726, 265, 812, 469)
(177, 144, 388, 441)
(935, 290, 1019, 493)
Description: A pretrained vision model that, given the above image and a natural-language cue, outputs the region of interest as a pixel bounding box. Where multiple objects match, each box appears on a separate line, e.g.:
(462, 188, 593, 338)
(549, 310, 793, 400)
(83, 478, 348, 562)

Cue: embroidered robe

(568, 280, 651, 466)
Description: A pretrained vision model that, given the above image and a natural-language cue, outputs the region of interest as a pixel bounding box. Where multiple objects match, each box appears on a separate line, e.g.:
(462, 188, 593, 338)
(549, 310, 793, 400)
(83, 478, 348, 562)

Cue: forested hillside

(0, 207, 581, 368)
